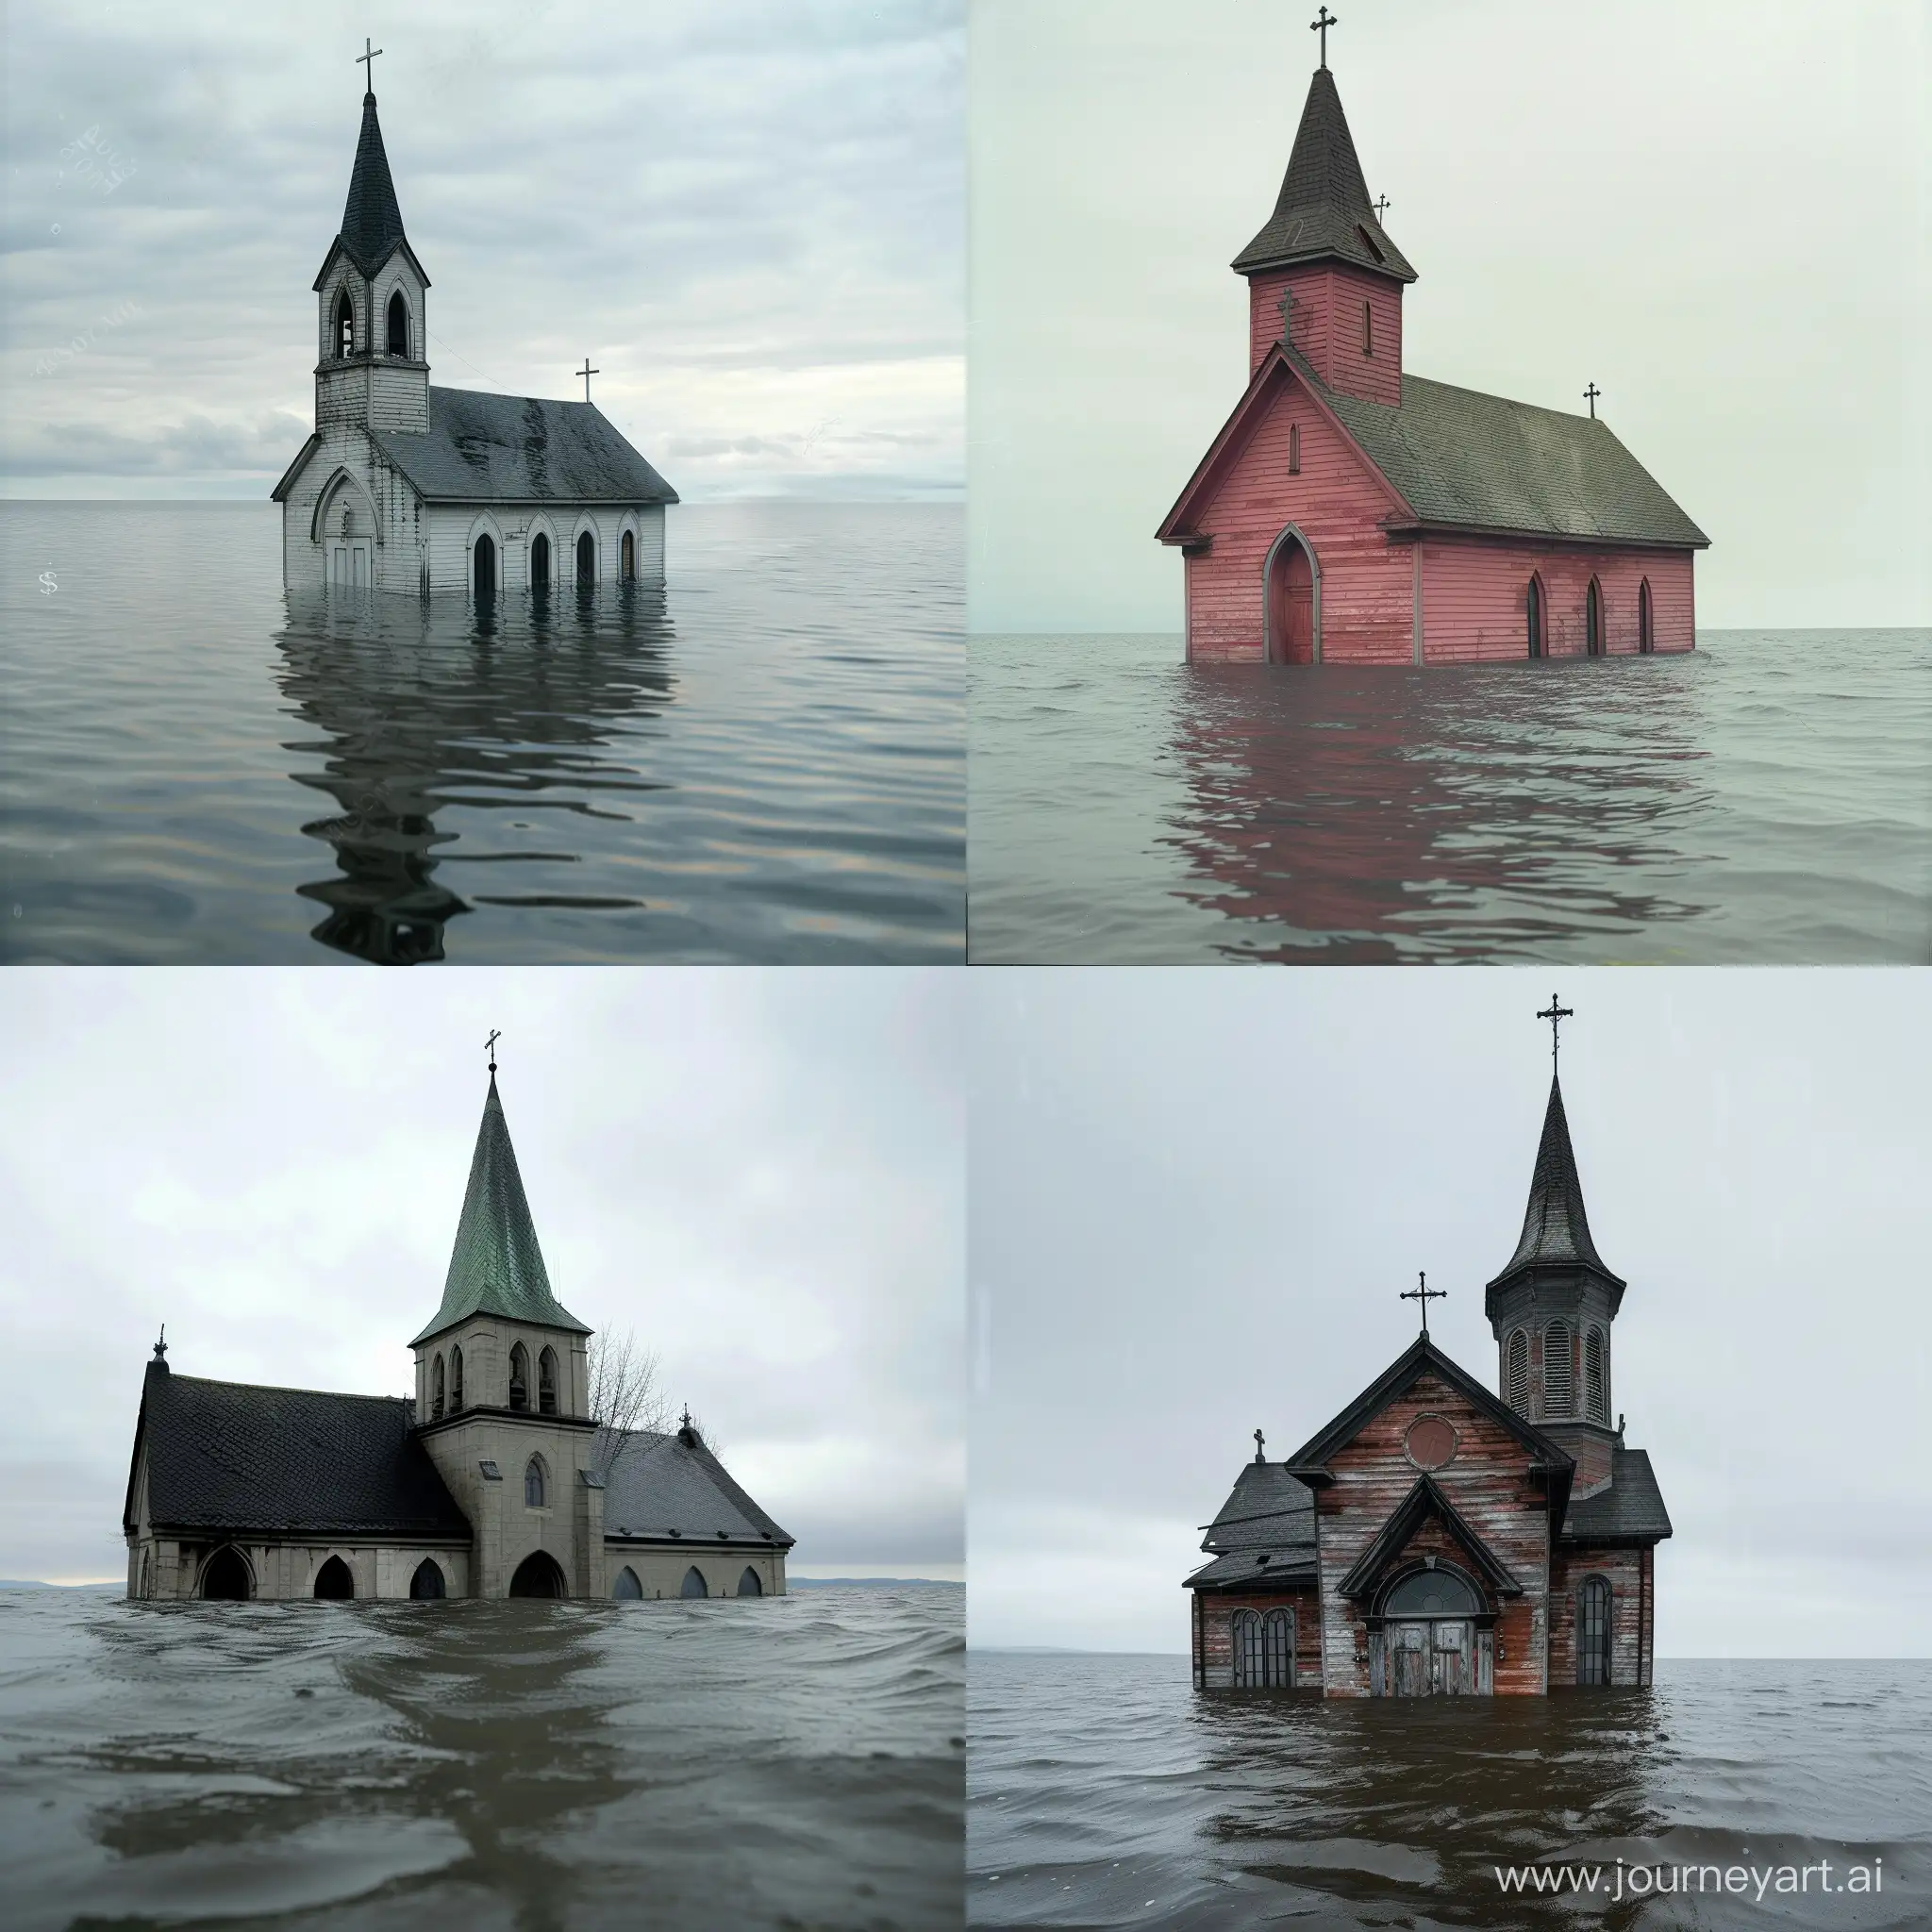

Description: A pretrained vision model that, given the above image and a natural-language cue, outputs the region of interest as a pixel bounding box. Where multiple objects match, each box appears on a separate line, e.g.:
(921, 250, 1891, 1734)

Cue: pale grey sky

(969, 0, 1931, 632)
(3, 0, 962, 499)
(0, 969, 964, 1583)
(968, 968, 1932, 1656)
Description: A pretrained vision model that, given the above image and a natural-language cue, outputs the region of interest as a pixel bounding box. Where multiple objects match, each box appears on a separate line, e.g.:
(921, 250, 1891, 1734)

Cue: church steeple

(337, 89, 410, 278)
(1486, 1075, 1625, 1307)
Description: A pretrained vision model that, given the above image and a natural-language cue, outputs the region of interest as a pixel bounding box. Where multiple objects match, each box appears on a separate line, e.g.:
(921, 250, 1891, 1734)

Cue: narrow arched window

(1576, 1575, 1612, 1685)
(1362, 299, 1374, 357)
(1263, 1607, 1294, 1687)
(432, 1354, 445, 1421)
(576, 530, 594, 584)
(531, 532, 550, 593)
(386, 289, 408, 358)
(621, 529, 636, 582)
(538, 1345, 558, 1416)
(1544, 1320, 1574, 1416)
(737, 1566, 763, 1597)
(508, 1341, 529, 1412)
(1506, 1330, 1529, 1411)
(680, 1565, 708, 1599)
(1526, 575, 1544, 658)
(336, 291, 354, 358)
(1584, 1326, 1607, 1423)
(1586, 577, 1605, 657)
(409, 1558, 445, 1599)
(314, 1555, 354, 1600)
(613, 1565, 643, 1600)
(1231, 1608, 1263, 1687)
(525, 1456, 546, 1507)
(449, 1344, 463, 1413)
(1639, 577, 1654, 654)
(1289, 422, 1301, 475)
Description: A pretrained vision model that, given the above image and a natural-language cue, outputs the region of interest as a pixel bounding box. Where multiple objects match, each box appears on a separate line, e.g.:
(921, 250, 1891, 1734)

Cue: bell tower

(1485, 998, 1627, 1495)
(311, 45, 431, 437)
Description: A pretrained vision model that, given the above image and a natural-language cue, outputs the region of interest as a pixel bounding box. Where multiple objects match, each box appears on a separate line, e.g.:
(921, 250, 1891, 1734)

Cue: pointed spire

(411, 1077, 591, 1345)
(336, 90, 409, 276)
(1232, 66, 1416, 283)
(1488, 1075, 1624, 1292)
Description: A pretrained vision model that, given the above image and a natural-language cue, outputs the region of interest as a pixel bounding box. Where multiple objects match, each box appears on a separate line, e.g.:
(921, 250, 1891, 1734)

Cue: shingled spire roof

(1487, 1076, 1625, 1299)
(335, 90, 411, 278)
(411, 1074, 590, 1346)
(1232, 65, 1416, 283)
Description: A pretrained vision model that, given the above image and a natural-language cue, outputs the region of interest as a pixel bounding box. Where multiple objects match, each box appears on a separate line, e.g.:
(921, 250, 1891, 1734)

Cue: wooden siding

(1314, 1371, 1551, 1697)
(1548, 1545, 1646, 1689)
(1184, 368, 1413, 664)
(1419, 541, 1696, 663)
(1193, 1585, 1321, 1690)
(1247, 263, 1404, 405)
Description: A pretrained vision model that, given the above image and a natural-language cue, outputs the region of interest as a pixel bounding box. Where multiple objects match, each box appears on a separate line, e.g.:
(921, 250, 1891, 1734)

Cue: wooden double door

(1388, 1619, 1492, 1695)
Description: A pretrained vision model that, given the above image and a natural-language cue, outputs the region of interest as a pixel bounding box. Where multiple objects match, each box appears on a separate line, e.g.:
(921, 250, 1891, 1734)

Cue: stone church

(1187, 1010, 1671, 1693)
(272, 60, 676, 600)
(1158, 29, 1708, 663)
(122, 1070, 791, 1602)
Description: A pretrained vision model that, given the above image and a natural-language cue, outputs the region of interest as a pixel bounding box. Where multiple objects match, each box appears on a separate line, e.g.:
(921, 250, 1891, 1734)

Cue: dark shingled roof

(1232, 66, 1415, 283)
(127, 1360, 469, 1539)
(338, 92, 409, 278)
(1186, 1455, 1317, 1591)
(1486, 1074, 1627, 1308)
(411, 1074, 590, 1347)
(1560, 1447, 1673, 1543)
(600, 1427, 793, 1546)
(371, 389, 678, 506)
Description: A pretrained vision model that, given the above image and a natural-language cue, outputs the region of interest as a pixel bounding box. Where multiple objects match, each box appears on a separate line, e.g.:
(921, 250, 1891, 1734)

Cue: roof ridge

(163, 1373, 410, 1407)
(1399, 372, 1611, 424)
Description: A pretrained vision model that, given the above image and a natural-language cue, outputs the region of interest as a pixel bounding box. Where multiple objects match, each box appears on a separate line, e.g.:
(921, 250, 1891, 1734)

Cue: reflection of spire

(275, 587, 675, 962)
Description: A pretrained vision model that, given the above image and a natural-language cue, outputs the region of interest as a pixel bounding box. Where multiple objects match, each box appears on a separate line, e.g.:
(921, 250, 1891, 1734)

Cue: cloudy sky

(970, 0, 1931, 632)
(2, 0, 962, 499)
(0, 968, 963, 1583)
(969, 967, 1932, 1657)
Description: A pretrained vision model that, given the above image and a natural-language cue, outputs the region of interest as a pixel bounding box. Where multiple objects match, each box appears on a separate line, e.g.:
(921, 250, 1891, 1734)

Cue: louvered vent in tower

(1544, 1321, 1574, 1417)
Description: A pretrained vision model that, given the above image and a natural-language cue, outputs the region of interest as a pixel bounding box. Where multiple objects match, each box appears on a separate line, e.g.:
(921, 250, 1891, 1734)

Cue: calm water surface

(969, 1652, 1930, 1930)
(969, 633, 1932, 963)
(0, 1586, 963, 1930)
(0, 501, 962, 963)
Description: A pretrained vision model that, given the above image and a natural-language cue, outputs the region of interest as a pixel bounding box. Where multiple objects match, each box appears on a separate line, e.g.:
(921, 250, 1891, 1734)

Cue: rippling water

(968, 632, 1932, 963)
(0, 1585, 962, 1931)
(0, 501, 962, 963)
(968, 1652, 1930, 1929)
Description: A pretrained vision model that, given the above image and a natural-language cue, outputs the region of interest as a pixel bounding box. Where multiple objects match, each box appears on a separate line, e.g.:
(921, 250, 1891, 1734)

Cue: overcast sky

(969, 0, 1931, 632)
(0, 969, 963, 1583)
(968, 967, 1932, 1657)
(2, 0, 962, 500)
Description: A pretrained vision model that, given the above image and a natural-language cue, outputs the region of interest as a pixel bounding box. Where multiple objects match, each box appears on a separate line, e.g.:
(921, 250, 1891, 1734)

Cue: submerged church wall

(1546, 1544, 1649, 1690)
(603, 1545, 786, 1601)
(1420, 541, 1694, 664)
(1192, 1586, 1321, 1690)
(127, 1536, 471, 1601)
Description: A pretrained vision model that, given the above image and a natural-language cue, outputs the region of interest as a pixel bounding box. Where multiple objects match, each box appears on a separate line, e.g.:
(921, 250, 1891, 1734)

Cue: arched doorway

(1382, 1567, 1482, 1695)
(1265, 530, 1316, 664)
(1576, 1576, 1612, 1686)
(1585, 577, 1604, 656)
(737, 1567, 763, 1597)
(612, 1566, 643, 1600)
(1638, 578, 1653, 653)
(474, 533, 496, 602)
(531, 533, 550, 595)
(508, 1551, 567, 1599)
(409, 1559, 445, 1600)
(314, 1556, 355, 1600)
(575, 531, 595, 588)
(679, 1566, 708, 1599)
(621, 529, 636, 583)
(1526, 575, 1545, 658)
(200, 1545, 251, 1600)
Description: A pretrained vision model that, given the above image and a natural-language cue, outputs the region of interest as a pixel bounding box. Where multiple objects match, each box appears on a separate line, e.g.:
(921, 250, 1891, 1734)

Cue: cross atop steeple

(1584, 382, 1601, 419)
(485, 1028, 501, 1075)
(1310, 6, 1338, 68)
(1537, 993, 1574, 1073)
(356, 38, 383, 95)
(1373, 193, 1391, 223)
(1400, 1269, 1446, 1338)
(1253, 1427, 1266, 1463)
(578, 358, 600, 404)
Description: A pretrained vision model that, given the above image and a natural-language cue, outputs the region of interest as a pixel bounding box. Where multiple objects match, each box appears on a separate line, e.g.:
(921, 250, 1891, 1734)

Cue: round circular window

(1405, 1414, 1457, 1471)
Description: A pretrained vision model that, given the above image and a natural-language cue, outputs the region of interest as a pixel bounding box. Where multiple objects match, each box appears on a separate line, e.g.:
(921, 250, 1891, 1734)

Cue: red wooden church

(1158, 31, 1708, 665)
(1187, 1004, 1671, 1695)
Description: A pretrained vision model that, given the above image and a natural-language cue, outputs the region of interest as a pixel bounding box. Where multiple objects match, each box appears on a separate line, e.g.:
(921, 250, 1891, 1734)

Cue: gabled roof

(1334, 1472, 1525, 1600)
(315, 90, 420, 285)
(411, 1074, 590, 1347)
(1282, 1332, 1574, 1504)
(1486, 1074, 1626, 1315)
(1232, 66, 1415, 283)
(1158, 341, 1710, 552)
(1185, 1454, 1318, 1592)
(600, 1426, 793, 1547)
(372, 389, 678, 506)
(1559, 1447, 1672, 1544)
(124, 1359, 469, 1539)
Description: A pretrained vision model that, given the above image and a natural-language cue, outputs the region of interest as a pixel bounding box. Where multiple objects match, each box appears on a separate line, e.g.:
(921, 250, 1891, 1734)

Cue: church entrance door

(1266, 534, 1315, 664)
(328, 541, 371, 591)
(1389, 1619, 1473, 1693)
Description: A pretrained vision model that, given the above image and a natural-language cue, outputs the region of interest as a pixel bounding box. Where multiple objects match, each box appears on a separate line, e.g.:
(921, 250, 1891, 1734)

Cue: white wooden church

(272, 60, 676, 600)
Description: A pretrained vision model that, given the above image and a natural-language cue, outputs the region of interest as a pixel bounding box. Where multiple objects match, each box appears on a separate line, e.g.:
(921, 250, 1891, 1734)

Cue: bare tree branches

(587, 1326, 671, 1481)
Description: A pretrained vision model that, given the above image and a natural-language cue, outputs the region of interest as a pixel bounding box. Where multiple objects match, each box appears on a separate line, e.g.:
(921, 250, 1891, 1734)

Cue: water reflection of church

(1188, 1004, 1670, 1695)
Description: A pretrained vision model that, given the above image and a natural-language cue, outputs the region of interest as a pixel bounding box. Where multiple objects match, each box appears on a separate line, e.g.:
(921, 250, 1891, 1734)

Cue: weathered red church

(1158, 43, 1708, 665)
(1187, 1014, 1671, 1694)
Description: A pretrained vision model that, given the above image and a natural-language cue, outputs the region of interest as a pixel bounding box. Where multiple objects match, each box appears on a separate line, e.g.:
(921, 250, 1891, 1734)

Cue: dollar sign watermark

(38, 568, 58, 595)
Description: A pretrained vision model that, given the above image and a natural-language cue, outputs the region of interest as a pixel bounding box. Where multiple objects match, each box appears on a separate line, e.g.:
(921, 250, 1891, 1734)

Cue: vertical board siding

(1194, 1587, 1322, 1690)
(1548, 1546, 1645, 1688)
(1247, 265, 1404, 405)
(1421, 543, 1696, 663)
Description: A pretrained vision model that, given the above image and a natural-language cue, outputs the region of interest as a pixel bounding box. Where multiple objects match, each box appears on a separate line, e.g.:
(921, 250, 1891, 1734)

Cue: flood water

(0, 1585, 963, 1931)
(0, 500, 963, 964)
(968, 1652, 1930, 1929)
(968, 631, 1932, 964)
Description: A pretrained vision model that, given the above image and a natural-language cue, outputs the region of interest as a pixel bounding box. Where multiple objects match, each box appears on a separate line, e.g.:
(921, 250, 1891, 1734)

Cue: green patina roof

(411, 1075, 590, 1346)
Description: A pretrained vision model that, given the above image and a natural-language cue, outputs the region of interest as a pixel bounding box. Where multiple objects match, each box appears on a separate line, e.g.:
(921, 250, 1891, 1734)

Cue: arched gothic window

(409, 1558, 445, 1599)
(1544, 1320, 1575, 1416)
(737, 1566, 763, 1597)
(1231, 1607, 1264, 1687)
(1526, 575, 1545, 658)
(1576, 1575, 1612, 1685)
(432, 1354, 445, 1421)
(1506, 1330, 1529, 1411)
(386, 289, 409, 358)
(1263, 1607, 1294, 1687)
(525, 1456, 546, 1507)
(336, 291, 354, 358)
(1586, 577, 1605, 657)
(1639, 577, 1654, 654)
(621, 529, 636, 582)
(680, 1566, 708, 1599)
(314, 1555, 354, 1600)
(1362, 299, 1374, 357)
(538, 1346, 558, 1416)
(613, 1566, 643, 1600)
(1584, 1326, 1607, 1423)
(508, 1342, 529, 1412)
(576, 530, 594, 585)
(449, 1345, 463, 1412)
(1289, 422, 1301, 475)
